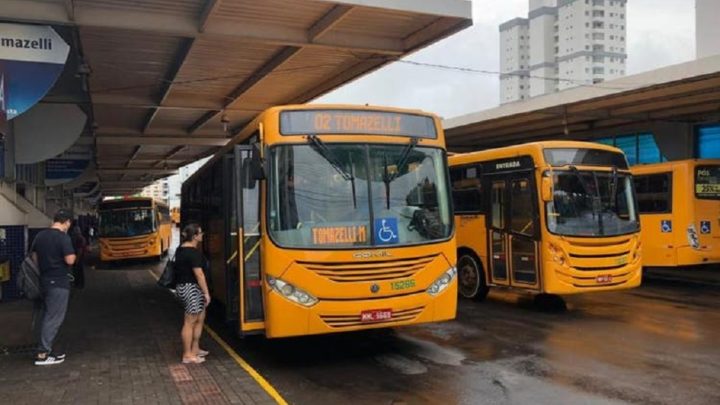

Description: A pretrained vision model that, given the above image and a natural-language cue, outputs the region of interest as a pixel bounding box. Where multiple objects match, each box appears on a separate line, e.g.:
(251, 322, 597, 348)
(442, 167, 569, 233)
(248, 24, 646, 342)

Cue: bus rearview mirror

(541, 177, 553, 202)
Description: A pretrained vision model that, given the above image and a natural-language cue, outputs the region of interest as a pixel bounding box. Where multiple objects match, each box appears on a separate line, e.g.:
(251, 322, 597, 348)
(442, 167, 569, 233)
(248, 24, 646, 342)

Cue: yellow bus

(631, 159, 720, 267)
(449, 141, 642, 301)
(170, 207, 180, 226)
(98, 197, 172, 262)
(181, 105, 456, 338)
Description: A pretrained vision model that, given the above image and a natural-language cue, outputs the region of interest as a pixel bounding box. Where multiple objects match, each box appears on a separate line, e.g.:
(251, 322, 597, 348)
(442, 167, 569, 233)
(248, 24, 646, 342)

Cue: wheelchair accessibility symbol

(375, 218, 399, 245)
(700, 221, 711, 234)
(661, 220, 672, 233)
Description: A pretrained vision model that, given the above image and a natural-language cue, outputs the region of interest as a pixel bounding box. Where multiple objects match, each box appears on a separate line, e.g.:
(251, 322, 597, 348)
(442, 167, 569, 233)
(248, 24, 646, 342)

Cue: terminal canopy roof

(4, 0, 471, 195)
(445, 55, 720, 152)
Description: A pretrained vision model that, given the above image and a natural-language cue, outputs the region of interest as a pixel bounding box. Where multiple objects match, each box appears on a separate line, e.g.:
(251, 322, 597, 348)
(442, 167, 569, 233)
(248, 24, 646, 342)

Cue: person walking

(32, 209, 76, 366)
(175, 223, 210, 364)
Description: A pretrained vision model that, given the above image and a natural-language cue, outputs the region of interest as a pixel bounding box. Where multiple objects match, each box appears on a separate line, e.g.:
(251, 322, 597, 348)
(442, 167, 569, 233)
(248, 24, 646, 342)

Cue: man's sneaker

(51, 352, 66, 360)
(35, 354, 65, 366)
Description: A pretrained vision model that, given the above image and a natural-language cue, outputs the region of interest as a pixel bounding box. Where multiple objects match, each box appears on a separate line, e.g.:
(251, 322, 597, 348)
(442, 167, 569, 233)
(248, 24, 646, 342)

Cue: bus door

(231, 146, 265, 333)
(486, 169, 540, 289)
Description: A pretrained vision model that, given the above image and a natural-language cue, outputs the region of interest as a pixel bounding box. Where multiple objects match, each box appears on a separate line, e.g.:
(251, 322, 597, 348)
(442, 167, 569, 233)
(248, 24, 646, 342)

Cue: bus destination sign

(695, 166, 720, 199)
(280, 110, 437, 138)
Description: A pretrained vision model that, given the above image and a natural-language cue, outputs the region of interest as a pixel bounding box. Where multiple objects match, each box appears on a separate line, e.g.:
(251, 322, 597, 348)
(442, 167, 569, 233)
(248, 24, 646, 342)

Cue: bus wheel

(458, 253, 489, 301)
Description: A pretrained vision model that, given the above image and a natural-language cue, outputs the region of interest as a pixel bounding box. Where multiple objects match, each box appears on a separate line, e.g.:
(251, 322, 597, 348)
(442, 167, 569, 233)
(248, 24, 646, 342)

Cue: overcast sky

(317, 0, 695, 120)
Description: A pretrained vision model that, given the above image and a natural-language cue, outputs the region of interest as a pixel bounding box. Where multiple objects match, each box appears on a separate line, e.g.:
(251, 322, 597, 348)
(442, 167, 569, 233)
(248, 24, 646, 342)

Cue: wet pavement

(209, 278, 720, 405)
(4, 237, 719, 405)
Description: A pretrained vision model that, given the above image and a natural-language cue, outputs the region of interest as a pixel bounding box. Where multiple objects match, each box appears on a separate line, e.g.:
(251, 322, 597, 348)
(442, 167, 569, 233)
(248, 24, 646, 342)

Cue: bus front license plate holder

(596, 274, 613, 284)
(360, 309, 392, 323)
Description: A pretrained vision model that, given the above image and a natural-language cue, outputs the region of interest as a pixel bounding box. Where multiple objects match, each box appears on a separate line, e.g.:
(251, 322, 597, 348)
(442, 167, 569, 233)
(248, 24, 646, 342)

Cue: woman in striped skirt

(175, 223, 211, 364)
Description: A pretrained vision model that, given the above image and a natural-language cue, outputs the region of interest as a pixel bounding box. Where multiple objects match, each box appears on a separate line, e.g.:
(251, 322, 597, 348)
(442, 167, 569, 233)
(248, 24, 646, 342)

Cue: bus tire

(457, 251, 489, 301)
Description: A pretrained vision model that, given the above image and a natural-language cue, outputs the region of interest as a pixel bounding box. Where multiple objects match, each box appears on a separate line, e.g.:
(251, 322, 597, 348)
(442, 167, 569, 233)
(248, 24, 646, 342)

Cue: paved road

(208, 279, 720, 405)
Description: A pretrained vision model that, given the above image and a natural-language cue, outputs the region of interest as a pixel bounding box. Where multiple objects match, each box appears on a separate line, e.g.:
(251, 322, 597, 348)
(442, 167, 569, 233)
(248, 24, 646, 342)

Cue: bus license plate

(596, 274, 613, 284)
(360, 309, 392, 323)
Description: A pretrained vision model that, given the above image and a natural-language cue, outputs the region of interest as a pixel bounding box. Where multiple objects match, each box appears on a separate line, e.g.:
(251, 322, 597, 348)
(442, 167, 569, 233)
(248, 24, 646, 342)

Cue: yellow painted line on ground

(204, 326, 289, 405)
(147, 269, 288, 405)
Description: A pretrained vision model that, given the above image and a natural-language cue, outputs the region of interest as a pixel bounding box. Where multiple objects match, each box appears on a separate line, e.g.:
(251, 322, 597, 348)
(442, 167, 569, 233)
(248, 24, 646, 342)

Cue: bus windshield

(99, 209, 156, 237)
(268, 143, 452, 248)
(546, 170, 639, 237)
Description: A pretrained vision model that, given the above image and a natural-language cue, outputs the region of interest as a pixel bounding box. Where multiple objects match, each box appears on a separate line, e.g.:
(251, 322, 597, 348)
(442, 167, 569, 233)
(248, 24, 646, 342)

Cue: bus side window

(451, 164, 483, 214)
(634, 173, 672, 213)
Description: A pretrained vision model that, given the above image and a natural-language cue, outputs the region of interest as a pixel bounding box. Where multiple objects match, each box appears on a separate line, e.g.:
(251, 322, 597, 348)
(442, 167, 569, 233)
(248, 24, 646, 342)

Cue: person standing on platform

(174, 223, 211, 364)
(69, 224, 88, 289)
(32, 209, 76, 366)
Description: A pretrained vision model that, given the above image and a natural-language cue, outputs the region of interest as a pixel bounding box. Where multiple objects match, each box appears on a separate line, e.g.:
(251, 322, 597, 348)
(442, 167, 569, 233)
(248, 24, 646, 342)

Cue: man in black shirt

(31, 209, 76, 366)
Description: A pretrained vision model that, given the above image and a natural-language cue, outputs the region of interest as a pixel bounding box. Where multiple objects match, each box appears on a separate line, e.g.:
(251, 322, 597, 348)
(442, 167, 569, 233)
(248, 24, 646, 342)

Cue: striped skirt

(176, 283, 206, 315)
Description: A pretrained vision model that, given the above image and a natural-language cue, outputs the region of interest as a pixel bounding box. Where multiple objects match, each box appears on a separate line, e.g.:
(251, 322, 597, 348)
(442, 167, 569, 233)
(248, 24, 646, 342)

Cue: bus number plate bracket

(596, 274, 613, 284)
(360, 309, 392, 323)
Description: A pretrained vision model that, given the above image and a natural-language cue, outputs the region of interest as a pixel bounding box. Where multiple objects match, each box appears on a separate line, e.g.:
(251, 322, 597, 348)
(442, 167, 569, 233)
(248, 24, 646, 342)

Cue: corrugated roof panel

(81, 27, 183, 99)
(232, 47, 358, 106)
(201, 109, 259, 133)
(75, 0, 205, 16)
(165, 39, 282, 106)
(213, 0, 332, 29)
(334, 8, 438, 39)
(150, 109, 207, 130)
(93, 105, 149, 130)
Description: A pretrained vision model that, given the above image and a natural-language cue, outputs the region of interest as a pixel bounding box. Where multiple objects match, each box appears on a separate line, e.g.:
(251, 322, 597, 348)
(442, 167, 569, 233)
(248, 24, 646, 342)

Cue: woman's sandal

(197, 350, 209, 357)
(182, 356, 206, 364)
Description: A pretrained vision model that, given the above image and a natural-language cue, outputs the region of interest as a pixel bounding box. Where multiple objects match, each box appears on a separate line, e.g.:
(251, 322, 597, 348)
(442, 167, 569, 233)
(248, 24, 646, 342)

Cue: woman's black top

(174, 246, 204, 285)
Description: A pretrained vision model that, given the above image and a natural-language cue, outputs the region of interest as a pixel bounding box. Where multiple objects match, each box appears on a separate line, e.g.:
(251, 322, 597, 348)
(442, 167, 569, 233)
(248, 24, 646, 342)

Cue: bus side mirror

(541, 177, 553, 202)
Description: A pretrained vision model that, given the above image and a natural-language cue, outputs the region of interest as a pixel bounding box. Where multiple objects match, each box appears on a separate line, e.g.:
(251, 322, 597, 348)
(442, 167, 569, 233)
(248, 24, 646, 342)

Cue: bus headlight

(548, 243, 566, 265)
(267, 276, 318, 307)
(427, 267, 457, 296)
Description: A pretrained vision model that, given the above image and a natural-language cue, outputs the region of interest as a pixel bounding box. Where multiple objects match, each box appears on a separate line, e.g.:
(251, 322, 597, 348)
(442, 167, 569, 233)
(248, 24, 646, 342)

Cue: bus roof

(449, 140, 624, 166)
(630, 159, 720, 173)
(184, 104, 445, 188)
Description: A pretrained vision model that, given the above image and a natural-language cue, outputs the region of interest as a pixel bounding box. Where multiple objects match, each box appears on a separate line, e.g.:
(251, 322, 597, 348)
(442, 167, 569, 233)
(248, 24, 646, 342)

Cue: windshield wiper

(307, 135, 357, 209)
(382, 138, 419, 209)
(609, 166, 619, 210)
(590, 170, 605, 235)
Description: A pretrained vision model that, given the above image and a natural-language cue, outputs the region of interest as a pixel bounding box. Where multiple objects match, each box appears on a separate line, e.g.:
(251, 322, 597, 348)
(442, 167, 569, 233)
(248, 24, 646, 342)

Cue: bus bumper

(263, 280, 457, 338)
(545, 260, 643, 295)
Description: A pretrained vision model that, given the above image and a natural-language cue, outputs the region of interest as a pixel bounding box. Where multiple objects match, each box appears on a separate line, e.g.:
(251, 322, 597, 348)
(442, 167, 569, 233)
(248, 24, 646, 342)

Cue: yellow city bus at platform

(181, 105, 457, 338)
(98, 197, 172, 262)
(631, 159, 720, 267)
(449, 141, 642, 301)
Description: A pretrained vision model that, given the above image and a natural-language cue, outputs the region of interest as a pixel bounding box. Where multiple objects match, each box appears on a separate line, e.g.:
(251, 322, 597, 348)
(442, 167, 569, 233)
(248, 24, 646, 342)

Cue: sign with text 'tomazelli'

(0, 23, 70, 120)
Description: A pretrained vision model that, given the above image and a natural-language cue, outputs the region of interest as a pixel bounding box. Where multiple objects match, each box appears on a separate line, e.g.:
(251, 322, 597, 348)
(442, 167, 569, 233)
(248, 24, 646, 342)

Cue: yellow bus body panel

(632, 159, 720, 267)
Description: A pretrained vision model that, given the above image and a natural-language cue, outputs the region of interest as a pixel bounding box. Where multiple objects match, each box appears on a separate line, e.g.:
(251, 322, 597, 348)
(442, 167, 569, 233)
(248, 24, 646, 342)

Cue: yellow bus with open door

(450, 141, 642, 301)
(181, 105, 457, 338)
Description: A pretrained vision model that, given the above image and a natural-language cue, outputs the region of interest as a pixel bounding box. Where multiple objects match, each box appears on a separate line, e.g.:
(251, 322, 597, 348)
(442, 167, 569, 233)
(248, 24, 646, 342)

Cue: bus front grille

(298, 254, 438, 283)
(564, 238, 634, 271)
(320, 306, 425, 328)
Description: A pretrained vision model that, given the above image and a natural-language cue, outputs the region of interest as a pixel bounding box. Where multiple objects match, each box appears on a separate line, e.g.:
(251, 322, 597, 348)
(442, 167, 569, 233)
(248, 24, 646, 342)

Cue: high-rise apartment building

(696, 0, 720, 59)
(141, 178, 169, 205)
(500, 0, 627, 104)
